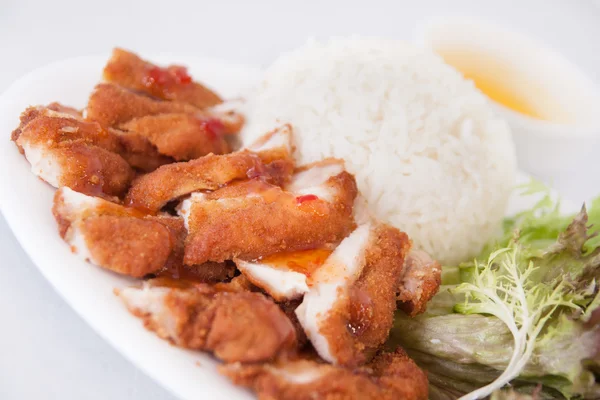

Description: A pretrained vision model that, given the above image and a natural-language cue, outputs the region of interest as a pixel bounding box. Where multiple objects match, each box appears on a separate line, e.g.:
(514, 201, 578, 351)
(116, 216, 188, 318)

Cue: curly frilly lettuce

(390, 184, 600, 399)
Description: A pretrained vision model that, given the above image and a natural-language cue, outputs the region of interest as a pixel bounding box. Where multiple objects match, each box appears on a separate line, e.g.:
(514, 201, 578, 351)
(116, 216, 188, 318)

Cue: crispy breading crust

(12, 106, 134, 197)
(86, 83, 198, 127)
(79, 215, 176, 277)
(318, 225, 411, 367)
(53, 142, 134, 198)
(220, 348, 428, 400)
(396, 249, 442, 316)
(14, 110, 123, 153)
(52, 187, 145, 235)
(119, 113, 230, 161)
(13, 104, 171, 175)
(11, 103, 82, 145)
(118, 281, 297, 362)
(52, 188, 185, 277)
(125, 150, 271, 213)
(182, 172, 357, 265)
(103, 48, 222, 109)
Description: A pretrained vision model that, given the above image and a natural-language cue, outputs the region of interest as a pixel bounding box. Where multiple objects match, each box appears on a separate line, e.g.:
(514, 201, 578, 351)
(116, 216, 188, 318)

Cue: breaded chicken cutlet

(238, 222, 410, 367)
(53, 187, 185, 277)
(125, 125, 296, 213)
(180, 159, 357, 265)
(119, 113, 231, 161)
(86, 83, 198, 127)
(117, 278, 297, 363)
(221, 348, 428, 400)
(296, 224, 410, 367)
(12, 105, 134, 198)
(85, 84, 238, 170)
(103, 48, 222, 109)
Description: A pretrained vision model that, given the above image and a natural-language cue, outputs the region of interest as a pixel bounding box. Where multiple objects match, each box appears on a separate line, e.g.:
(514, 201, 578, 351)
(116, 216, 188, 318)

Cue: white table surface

(1, 0, 599, 399)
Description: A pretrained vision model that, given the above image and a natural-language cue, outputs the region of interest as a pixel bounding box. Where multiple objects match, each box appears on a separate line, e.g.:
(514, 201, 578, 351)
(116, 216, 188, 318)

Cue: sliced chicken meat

(103, 48, 222, 109)
(53, 187, 185, 277)
(12, 104, 121, 153)
(119, 113, 230, 161)
(117, 278, 297, 363)
(86, 83, 198, 127)
(12, 106, 134, 197)
(232, 159, 354, 301)
(11, 102, 82, 147)
(220, 348, 428, 400)
(125, 125, 296, 213)
(295, 223, 411, 367)
(180, 159, 357, 265)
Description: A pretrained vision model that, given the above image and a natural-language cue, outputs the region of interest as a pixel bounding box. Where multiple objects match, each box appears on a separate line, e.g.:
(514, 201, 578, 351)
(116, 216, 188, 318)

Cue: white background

(1, 0, 599, 399)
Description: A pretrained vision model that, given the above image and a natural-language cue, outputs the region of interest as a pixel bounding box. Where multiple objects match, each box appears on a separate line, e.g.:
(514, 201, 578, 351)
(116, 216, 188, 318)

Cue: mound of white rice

(243, 38, 516, 265)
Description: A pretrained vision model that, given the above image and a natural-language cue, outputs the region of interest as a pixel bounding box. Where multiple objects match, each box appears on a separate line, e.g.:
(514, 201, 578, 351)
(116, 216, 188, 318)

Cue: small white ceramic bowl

(415, 17, 600, 176)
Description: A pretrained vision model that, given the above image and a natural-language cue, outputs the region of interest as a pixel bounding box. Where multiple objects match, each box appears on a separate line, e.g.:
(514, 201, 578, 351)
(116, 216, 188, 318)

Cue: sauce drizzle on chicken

(259, 248, 332, 279)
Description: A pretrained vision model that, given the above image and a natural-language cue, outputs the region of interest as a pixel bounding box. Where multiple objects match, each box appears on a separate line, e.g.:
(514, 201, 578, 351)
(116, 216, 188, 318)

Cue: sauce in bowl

(417, 17, 600, 175)
(437, 48, 545, 120)
(419, 17, 600, 127)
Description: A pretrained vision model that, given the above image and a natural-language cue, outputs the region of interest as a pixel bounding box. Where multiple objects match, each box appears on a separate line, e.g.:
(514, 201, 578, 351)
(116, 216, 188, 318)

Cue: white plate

(0, 54, 261, 400)
(0, 55, 575, 400)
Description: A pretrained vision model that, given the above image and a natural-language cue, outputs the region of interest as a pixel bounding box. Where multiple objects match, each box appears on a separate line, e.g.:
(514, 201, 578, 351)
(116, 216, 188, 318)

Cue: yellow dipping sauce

(437, 49, 545, 120)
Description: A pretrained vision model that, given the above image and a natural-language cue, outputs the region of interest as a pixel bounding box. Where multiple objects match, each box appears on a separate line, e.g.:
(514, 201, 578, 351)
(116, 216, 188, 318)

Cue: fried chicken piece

(13, 105, 123, 153)
(11, 102, 82, 143)
(13, 108, 134, 197)
(53, 187, 185, 277)
(295, 224, 410, 367)
(80, 215, 180, 276)
(125, 125, 295, 213)
(220, 348, 428, 400)
(111, 128, 173, 172)
(125, 151, 265, 213)
(46, 143, 132, 198)
(119, 113, 230, 161)
(180, 160, 357, 265)
(117, 278, 297, 363)
(13, 102, 174, 174)
(396, 249, 442, 316)
(86, 83, 198, 127)
(103, 48, 222, 109)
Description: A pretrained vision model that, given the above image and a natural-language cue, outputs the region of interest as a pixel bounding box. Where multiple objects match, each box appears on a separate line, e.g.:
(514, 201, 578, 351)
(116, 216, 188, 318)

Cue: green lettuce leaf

(391, 309, 600, 399)
(391, 182, 600, 399)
